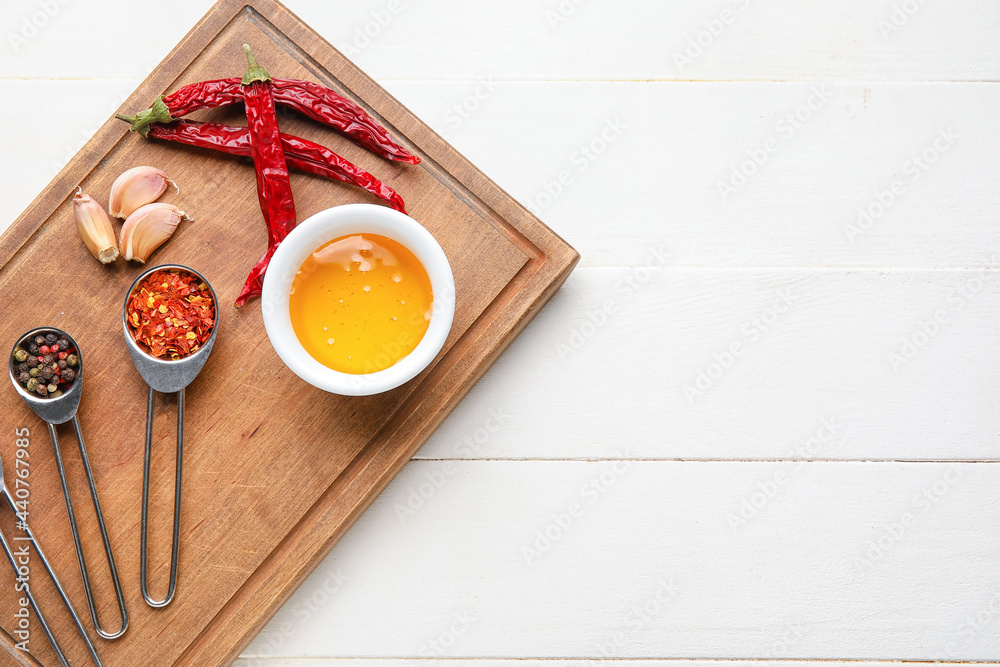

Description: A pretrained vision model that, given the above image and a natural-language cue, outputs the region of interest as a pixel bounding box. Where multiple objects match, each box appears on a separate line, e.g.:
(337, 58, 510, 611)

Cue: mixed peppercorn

(12, 331, 79, 398)
(126, 269, 215, 359)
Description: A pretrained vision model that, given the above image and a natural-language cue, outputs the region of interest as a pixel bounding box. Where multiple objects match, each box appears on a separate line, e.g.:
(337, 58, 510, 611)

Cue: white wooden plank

(239, 460, 1000, 660)
(380, 81, 1000, 269)
(296, 0, 1000, 83)
(2, 1, 998, 81)
(3, 81, 999, 269)
(416, 267, 1000, 461)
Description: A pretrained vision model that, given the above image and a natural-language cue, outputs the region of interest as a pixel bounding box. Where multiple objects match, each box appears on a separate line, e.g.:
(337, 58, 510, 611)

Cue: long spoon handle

(140, 387, 183, 608)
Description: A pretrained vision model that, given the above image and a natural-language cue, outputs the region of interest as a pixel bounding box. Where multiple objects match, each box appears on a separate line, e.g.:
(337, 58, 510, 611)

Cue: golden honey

(289, 233, 433, 374)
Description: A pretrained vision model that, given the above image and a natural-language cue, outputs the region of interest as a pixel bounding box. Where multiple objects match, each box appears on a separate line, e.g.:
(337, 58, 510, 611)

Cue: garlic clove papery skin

(109, 166, 179, 219)
(120, 202, 189, 263)
(73, 190, 119, 264)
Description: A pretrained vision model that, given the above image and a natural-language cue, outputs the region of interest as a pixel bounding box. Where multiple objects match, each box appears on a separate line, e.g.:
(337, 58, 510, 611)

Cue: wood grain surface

(0, 0, 577, 664)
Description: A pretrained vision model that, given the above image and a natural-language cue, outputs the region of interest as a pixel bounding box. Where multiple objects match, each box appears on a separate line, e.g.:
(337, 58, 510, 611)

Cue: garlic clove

(119, 202, 192, 263)
(73, 187, 119, 264)
(109, 166, 179, 219)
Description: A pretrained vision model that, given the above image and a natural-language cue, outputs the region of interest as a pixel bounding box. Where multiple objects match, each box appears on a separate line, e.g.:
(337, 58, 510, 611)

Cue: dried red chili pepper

(236, 245, 280, 310)
(118, 77, 419, 164)
(241, 44, 296, 247)
(146, 120, 406, 212)
(231, 44, 298, 307)
(271, 78, 420, 164)
(126, 269, 215, 359)
(113, 44, 420, 307)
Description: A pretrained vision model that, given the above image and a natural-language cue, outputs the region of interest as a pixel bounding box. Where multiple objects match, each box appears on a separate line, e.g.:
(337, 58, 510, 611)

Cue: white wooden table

(2, 1, 999, 664)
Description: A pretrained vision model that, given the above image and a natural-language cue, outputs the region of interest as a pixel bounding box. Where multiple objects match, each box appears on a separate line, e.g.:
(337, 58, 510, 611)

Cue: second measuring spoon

(0, 450, 103, 666)
(8, 327, 128, 640)
(122, 265, 218, 608)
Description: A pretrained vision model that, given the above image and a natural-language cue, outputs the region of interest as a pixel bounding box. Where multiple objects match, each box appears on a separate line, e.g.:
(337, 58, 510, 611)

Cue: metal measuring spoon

(0, 450, 103, 666)
(121, 264, 219, 608)
(8, 328, 128, 640)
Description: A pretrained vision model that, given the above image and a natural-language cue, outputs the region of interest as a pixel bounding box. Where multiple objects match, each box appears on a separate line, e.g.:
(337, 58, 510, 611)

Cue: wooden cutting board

(0, 1, 578, 664)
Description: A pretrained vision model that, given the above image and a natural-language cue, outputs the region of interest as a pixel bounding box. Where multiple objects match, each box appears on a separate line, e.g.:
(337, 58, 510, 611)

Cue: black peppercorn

(40, 367, 54, 381)
(61, 368, 76, 382)
(18, 371, 30, 384)
(57, 359, 67, 370)
(35, 384, 47, 397)
(42, 354, 54, 365)
(26, 357, 38, 368)
(34, 336, 45, 346)
(57, 338, 69, 349)
(16, 363, 28, 374)
(28, 343, 39, 355)
(45, 333, 57, 344)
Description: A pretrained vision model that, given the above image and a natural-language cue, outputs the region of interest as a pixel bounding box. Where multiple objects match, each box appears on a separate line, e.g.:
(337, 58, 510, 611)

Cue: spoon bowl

(8, 326, 83, 425)
(121, 264, 219, 393)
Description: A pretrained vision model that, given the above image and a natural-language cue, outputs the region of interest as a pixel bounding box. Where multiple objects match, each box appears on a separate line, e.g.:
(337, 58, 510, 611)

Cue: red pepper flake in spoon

(126, 269, 215, 359)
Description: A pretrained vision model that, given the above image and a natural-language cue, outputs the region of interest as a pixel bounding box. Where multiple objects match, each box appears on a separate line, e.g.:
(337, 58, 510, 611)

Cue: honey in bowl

(290, 233, 434, 374)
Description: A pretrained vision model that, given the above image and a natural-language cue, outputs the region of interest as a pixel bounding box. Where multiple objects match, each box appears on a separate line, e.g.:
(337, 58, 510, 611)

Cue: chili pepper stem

(241, 44, 272, 85)
(116, 97, 175, 137)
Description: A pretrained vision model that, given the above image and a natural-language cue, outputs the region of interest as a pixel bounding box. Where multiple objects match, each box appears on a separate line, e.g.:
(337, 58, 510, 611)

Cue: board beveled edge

(1, 0, 579, 663)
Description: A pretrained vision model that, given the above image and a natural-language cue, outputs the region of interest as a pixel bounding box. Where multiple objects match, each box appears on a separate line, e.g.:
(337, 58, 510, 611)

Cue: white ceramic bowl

(262, 204, 455, 396)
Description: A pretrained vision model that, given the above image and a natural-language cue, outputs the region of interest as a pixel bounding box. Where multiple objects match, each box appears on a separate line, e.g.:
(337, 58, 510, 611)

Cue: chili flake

(126, 269, 215, 359)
